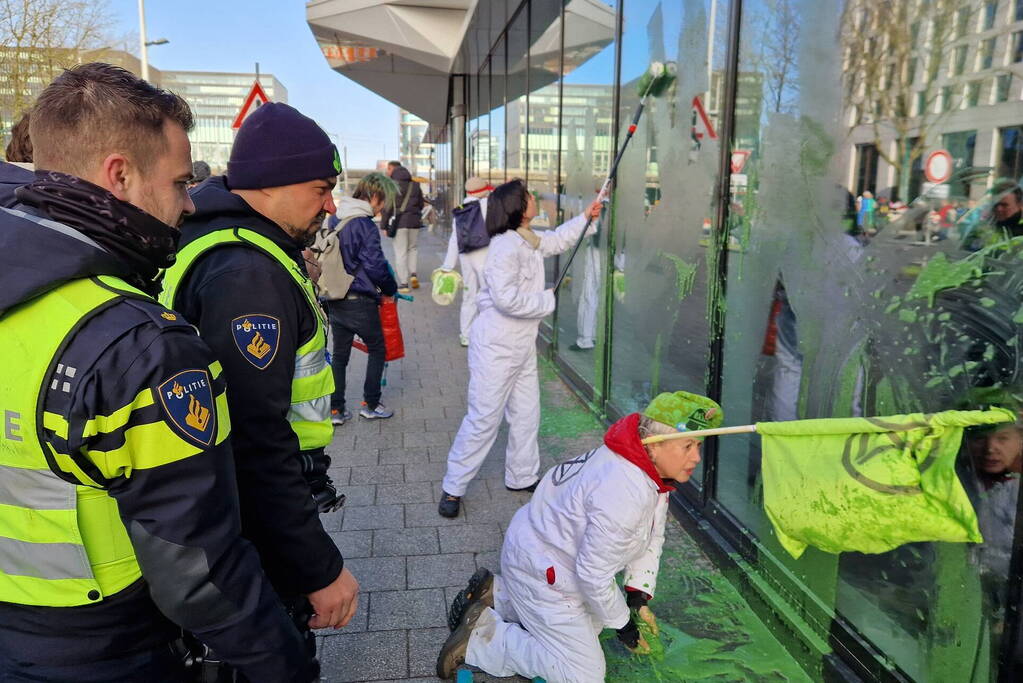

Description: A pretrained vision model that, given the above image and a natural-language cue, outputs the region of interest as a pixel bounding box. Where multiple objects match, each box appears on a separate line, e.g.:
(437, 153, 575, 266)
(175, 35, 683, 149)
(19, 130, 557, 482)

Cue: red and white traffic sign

(923, 149, 953, 184)
(730, 149, 751, 174)
(232, 81, 271, 130)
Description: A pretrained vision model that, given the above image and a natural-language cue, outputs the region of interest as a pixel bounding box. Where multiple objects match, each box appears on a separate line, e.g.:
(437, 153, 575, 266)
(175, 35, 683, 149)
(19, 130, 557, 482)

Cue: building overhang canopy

(306, 0, 615, 126)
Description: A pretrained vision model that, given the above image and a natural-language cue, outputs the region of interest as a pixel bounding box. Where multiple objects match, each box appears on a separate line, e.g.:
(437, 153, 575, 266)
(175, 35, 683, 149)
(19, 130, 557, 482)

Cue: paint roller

(552, 60, 678, 292)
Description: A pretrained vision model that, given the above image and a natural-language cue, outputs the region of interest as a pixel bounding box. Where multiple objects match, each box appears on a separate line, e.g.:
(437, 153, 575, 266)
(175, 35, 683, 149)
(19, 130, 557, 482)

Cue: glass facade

(455, 1, 1023, 679)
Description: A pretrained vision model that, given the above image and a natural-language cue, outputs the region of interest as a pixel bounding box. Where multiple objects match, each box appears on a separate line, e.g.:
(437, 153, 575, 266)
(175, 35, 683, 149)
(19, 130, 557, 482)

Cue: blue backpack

(453, 201, 490, 253)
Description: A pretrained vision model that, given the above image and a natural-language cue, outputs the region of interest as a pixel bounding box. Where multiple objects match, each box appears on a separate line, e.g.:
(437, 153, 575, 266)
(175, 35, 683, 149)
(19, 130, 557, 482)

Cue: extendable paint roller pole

(553, 61, 676, 293)
(641, 424, 757, 445)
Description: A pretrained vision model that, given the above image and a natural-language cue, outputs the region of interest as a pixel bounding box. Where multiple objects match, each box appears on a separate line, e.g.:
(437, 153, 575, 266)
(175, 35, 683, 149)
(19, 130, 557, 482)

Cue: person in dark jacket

(325, 172, 400, 423)
(382, 161, 424, 291)
(2, 112, 34, 208)
(161, 103, 359, 670)
(0, 63, 313, 683)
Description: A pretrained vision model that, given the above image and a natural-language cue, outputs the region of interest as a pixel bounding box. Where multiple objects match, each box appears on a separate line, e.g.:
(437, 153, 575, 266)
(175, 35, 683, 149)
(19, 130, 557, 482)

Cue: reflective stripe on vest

(0, 275, 145, 607)
(161, 228, 334, 450)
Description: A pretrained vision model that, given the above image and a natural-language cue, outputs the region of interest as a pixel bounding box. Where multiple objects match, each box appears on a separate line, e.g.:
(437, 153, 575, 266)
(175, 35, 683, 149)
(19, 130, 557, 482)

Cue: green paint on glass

(979, 297, 996, 308)
(906, 252, 983, 306)
(898, 309, 917, 323)
(662, 253, 698, 302)
(651, 333, 664, 396)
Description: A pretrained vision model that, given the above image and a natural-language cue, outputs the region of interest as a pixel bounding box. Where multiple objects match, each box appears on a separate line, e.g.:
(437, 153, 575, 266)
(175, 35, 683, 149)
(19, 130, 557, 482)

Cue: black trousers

(0, 643, 187, 682)
(326, 296, 386, 412)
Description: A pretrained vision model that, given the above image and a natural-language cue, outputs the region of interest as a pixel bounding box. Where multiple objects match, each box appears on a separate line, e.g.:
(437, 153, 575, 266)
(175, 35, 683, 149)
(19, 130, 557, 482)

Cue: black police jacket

(174, 177, 344, 597)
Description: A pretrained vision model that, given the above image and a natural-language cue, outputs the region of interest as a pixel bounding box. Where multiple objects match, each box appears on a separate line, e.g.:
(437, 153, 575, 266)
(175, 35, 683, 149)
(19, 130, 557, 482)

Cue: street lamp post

(137, 0, 168, 82)
(138, 0, 149, 81)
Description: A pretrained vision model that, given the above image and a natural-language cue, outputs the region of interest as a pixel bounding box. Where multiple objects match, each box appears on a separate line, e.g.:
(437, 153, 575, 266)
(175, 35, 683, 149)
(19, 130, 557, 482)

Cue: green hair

(353, 171, 398, 211)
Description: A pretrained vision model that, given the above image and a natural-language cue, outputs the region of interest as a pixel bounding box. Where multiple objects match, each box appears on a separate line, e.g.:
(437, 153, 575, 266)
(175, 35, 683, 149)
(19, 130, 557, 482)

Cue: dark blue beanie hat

(227, 102, 341, 189)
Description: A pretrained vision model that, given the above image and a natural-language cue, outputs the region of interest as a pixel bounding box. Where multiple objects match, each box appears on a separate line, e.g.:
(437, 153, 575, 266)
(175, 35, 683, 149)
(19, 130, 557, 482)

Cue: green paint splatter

(906, 252, 983, 306)
(538, 357, 602, 440)
(662, 253, 698, 302)
(898, 309, 917, 323)
(979, 297, 996, 308)
(651, 333, 664, 396)
(601, 544, 811, 682)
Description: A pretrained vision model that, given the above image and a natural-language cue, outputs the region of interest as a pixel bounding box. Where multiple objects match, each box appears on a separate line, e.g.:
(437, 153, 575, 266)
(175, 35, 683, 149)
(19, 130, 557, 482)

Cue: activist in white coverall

(440, 177, 491, 345)
(436, 391, 724, 681)
(438, 180, 602, 517)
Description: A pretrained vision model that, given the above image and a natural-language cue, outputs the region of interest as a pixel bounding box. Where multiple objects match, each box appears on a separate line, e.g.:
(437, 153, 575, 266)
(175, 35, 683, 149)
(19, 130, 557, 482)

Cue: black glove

(615, 618, 640, 649)
(625, 590, 649, 610)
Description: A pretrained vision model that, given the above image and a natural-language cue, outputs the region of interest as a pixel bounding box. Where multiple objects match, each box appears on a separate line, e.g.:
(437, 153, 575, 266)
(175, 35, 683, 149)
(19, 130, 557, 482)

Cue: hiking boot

(505, 480, 540, 493)
(398, 283, 411, 294)
(447, 567, 495, 631)
(410, 274, 420, 289)
(359, 403, 394, 419)
(436, 601, 486, 679)
(331, 409, 352, 426)
(438, 492, 461, 518)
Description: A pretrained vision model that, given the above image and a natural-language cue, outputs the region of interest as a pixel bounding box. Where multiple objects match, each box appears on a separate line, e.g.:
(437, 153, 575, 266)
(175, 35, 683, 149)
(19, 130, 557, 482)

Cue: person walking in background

(439, 176, 493, 346)
(188, 160, 211, 189)
(438, 179, 602, 518)
(320, 172, 399, 423)
(382, 160, 424, 293)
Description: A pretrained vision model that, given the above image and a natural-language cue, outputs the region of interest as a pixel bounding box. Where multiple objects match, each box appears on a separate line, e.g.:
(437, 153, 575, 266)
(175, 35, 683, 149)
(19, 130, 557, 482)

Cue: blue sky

(107, 0, 398, 168)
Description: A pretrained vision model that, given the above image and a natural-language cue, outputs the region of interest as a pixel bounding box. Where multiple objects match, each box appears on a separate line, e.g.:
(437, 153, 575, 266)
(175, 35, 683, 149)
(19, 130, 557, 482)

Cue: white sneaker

(359, 403, 394, 419)
(331, 409, 352, 425)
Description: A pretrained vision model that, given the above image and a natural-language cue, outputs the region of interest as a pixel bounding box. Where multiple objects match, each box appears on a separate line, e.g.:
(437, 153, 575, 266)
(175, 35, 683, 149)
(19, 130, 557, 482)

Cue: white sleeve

(537, 213, 596, 258)
(575, 489, 647, 630)
(441, 218, 459, 271)
(623, 494, 668, 599)
(484, 242, 555, 319)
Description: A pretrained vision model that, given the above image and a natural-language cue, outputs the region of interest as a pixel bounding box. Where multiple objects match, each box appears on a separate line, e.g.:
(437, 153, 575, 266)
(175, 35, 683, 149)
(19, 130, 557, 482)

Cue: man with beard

(0, 64, 314, 681)
(161, 102, 359, 665)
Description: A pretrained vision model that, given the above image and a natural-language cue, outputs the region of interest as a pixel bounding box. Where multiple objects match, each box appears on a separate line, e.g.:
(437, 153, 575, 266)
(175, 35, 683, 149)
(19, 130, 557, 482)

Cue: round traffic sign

(924, 150, 953, 185)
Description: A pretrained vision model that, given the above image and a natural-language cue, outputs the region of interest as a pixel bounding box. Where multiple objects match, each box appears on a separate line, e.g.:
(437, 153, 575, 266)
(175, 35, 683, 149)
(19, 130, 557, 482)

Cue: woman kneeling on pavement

(438, 179, 602, 517)
(436, 391, 723, 681)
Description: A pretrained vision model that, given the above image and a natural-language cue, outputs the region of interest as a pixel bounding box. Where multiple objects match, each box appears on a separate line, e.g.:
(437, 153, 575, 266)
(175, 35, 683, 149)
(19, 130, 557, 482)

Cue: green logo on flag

(332, 148, 342, 174)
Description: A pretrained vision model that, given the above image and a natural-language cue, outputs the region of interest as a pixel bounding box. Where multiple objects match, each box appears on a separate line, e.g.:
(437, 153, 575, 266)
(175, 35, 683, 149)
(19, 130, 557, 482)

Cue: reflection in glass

(554, 0, 615, 389)
(607, 0, 730, 489)
(716, 0, 1023, 678)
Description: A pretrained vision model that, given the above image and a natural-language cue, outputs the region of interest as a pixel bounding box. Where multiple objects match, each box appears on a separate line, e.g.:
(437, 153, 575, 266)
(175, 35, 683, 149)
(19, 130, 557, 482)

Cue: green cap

(642, 391, 723, 438)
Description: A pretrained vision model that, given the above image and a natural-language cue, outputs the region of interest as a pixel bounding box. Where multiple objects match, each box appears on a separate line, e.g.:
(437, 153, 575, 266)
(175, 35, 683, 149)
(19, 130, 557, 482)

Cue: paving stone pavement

(314, 229, 802, 682)
(316, 228, 550, 682)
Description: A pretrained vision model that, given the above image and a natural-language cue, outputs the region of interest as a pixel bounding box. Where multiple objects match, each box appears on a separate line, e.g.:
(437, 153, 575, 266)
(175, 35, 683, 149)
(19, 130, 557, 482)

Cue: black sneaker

(505, 480, 540, 493)
(438, 492, 461, 518)
(447, 567, 495, 631)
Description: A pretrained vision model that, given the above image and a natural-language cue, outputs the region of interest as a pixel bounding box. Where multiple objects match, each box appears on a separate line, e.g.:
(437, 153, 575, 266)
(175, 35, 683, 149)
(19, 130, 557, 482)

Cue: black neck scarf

(15, 171, 178, 296)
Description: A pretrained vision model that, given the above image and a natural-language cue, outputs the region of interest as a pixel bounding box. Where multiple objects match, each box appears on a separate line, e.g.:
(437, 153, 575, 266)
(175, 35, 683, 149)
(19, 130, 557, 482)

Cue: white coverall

(465, 445, 669, 682)
(441, 214, 593, 495)
(441, 195, 490, 341)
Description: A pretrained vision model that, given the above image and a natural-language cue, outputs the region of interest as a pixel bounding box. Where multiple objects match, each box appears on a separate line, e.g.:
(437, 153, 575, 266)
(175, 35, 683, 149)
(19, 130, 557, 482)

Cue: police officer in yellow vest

(162, 103, 360, 644)
(0, 64, 315, 682)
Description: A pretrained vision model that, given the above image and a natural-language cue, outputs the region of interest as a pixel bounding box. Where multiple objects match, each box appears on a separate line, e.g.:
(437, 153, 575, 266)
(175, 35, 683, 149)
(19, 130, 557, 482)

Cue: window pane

(553, 0, 615, 388)
(718, 1, 1019, 679)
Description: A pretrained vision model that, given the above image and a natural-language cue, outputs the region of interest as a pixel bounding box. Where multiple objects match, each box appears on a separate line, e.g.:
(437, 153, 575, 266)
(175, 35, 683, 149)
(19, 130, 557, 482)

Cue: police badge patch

(231, 314, 281, 370)
(157, 369, 216, 447)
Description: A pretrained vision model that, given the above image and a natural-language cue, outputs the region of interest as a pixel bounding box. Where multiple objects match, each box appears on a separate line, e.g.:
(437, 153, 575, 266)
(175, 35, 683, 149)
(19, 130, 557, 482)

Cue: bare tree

(0, 0, 118, 137)
(842, 0, 972, 201)
(747, 0, 801, 114)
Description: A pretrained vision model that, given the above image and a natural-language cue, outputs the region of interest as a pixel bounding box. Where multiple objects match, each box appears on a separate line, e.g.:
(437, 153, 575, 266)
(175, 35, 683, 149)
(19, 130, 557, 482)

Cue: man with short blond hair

(0, 63, 313, 682)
